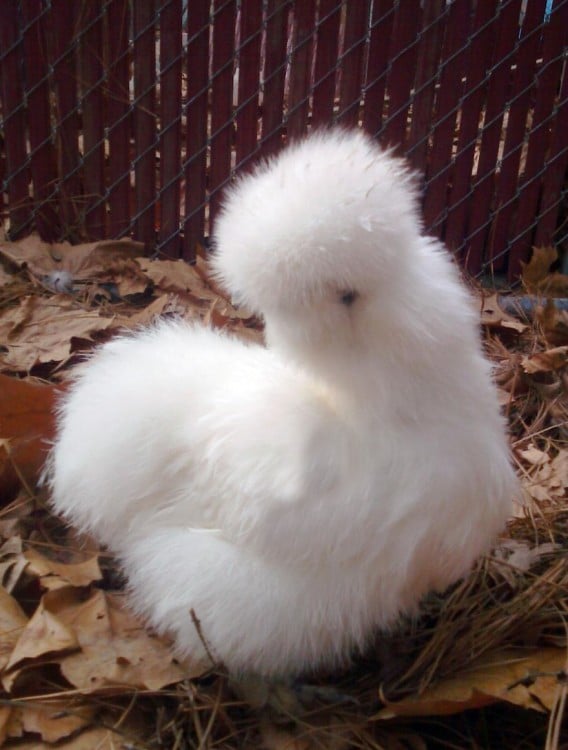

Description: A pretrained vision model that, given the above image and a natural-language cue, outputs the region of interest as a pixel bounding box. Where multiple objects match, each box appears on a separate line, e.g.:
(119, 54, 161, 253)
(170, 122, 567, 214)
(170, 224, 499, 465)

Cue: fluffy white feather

(48, 128, 517, 678)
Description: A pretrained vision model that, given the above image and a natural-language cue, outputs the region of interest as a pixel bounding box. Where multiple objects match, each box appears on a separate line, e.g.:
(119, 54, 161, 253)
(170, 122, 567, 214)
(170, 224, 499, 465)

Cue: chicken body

(49, 129, 517, 678)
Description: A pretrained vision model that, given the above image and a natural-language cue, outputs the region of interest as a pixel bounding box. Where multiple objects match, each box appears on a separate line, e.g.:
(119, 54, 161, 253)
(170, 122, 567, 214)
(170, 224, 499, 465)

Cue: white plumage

(48, 129, 517, 679)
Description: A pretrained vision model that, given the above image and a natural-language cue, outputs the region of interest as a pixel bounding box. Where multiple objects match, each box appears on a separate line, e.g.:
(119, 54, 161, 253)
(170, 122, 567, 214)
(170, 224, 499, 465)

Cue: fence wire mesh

(0, 0, 566, 279)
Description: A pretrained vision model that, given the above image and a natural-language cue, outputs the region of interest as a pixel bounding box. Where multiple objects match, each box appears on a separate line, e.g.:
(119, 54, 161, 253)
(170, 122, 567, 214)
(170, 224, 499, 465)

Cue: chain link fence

(0, 0, 567, 279)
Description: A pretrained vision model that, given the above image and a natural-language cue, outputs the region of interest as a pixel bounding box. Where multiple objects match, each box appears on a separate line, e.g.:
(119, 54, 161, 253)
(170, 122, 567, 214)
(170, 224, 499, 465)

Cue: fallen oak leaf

(535, 272, 568, 298)
(0, 295, 115, 372)
(0, 235, 145, 283)
(260, 713, 354, 750)
(535, 298, 568, 347)
(3, 588, 81, 688)
(96, 257, 152, 299)
(56, 589, 195, 692)
(120, 293, 182, 328)
(521, 346, 568, 374)
(377, 648, 568, 718)
(519, 444, 550, 465)
(0, 536, 30, 593)
(0, 264, 13, 285)
(519, 245, 568, 298)
(549, 450, 568, 489)
(520, 246, 559, 293)
(0, 586, 28, 671)
(138, 257, 255, 321)
(495, 540, 561, 575)
(0, 700, 95, 744)
(137, 256, 214, 297)
(24, 548, 102, 590)
(480, 294, 528, 333)
(0, 236, 49, 273)
(1, 724, 146, 749)
(520, 447, 568, 503)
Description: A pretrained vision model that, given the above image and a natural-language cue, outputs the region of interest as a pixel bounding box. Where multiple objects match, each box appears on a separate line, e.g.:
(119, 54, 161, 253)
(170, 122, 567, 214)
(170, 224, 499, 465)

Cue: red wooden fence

(0, 0, 566, 279)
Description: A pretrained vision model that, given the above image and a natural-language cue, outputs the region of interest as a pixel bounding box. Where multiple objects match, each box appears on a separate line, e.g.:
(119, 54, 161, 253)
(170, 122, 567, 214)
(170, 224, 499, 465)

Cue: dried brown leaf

(57, 727, 138, 749)
(55, 589, 192, 691)
(536, 300, 568, 346)
(481, 294, 528, 333)
(538, 272, 568, 298)
(0, 700, 95, 744)
(24, 549, 102, 589)
(496, 540, 561, 574)
(0, 586, 28, 672)
(522, 347, 568, 374)
(4, 588, 80, 677)
(260, 714, 353, 750)
(0, 236, 144, 283)
(0, 265, 13, 286)
(0, 536, 30, 593)
(138, 256, 254, 321)
(520, 446, 568, 503)
(519, 444, 550, 466)
(100, 258, 150, 298)
(378, 648, 568, 718)
(549, 450, 568, 488)
(520, 246, 559, 292)
(122, 293, 183, 328)
(0, 295, 115, 371)
(3, 725, 134, 749)
(138, 256, 214, 297)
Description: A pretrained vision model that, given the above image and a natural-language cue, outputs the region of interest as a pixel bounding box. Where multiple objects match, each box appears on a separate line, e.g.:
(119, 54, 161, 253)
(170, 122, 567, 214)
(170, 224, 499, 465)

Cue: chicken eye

(339, 290, 359, 307)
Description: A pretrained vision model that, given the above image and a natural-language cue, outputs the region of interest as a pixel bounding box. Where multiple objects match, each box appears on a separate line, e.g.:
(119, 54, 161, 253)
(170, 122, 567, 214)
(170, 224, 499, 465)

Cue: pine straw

(381, 509, 568, 696)
(41, 309, 564, 749)
(128, 287, 568, 749)
(2, 260, 567, 747)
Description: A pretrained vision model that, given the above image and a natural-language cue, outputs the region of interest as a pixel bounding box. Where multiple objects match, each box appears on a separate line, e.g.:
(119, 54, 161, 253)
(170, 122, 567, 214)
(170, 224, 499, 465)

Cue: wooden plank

(444, 0, 499, 262)
(209, 0, 237, 222)
(158, 0, 183, 257)
(48, 0, 81, 239)
(465, 0, 522, 273)
(534, 65, 568, 248)
(381, 0, 421, 150)
(0, 141, 4, 223)
(106, 0, 131, 238)
(422, 0, 470, 236)
(0, 0, 31, 237)
(362, 0, 395, 136)
(81, 0, 106, 240)
(133, 0, 157, 250)
(21, 0, 59, 240)
(236, 0, 263, 170)
(287, 0, 316, 139)
(406, 0, 446, 171)
(311, 0, 341, 127)
(183, 0, 209, 260)
(46, 0, 82, 239)
(489, 0, 545, 270)
(337, 0, 369, 126)
(260, 0, 288, 156)
(508, 0, 568, 278)
(106, 0, 131, 239)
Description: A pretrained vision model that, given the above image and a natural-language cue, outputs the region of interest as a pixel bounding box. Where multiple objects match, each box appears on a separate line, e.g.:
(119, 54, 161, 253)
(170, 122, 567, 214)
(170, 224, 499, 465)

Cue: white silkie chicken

(48, 129, 517, 683)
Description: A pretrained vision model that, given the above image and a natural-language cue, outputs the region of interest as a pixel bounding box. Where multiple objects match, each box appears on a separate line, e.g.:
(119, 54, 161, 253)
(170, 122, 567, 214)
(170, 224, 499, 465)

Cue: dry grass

(0, 241, 566, 748)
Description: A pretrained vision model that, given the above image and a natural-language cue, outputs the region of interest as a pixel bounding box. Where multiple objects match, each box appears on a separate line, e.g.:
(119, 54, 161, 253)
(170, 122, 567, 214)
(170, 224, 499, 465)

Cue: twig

(190, 608, 219, 669)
